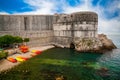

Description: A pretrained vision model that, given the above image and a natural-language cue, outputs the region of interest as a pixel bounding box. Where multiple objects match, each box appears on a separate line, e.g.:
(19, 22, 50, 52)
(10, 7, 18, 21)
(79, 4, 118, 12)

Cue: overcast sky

(0, 0, 120, 34)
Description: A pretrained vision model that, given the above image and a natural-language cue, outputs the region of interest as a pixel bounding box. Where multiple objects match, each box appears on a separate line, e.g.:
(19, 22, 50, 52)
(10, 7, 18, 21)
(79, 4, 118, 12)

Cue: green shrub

(14, 36, 23, 43)
(0, 50, 8, 59)
(2, 35, 15, 44)
(0, 35, 15, 48)
(23, 38, 29, 42)
(0, 35, 30, 48)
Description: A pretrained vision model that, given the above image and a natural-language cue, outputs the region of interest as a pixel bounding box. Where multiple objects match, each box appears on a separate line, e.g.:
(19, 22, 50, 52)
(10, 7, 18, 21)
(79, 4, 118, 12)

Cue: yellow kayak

(16, 57, 25, 62)
(31, 50, 37, 53)
(16, 56, 28, 60)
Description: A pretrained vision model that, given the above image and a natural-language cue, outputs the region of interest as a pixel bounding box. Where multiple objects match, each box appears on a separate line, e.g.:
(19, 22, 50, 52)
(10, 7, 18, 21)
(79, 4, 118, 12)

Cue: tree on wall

(14, 36, 23, 43)
(0, 37, 4, 48)
(0, 35, 23, 48)
(14, 36, 23, 47)
(0, 35, 14, 48)
(23, 38, 30, 45)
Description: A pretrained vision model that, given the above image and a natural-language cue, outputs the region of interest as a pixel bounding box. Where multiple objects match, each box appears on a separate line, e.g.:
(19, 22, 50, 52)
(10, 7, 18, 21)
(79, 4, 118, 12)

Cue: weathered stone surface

(0, 15, 57, 31)
(75, 34, 117, 53)
(0, 30, 54, 47)
(75, 38, 102, 52)
(0, 15, 57, 47)
(98, 34, 117, 50)
(53, 12, 98, 47)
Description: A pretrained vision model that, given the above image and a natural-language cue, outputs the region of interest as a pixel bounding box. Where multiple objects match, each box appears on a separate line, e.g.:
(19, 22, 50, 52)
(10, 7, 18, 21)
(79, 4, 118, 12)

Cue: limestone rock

(98, 34, 117, 50)
(75, 34, 117, 53)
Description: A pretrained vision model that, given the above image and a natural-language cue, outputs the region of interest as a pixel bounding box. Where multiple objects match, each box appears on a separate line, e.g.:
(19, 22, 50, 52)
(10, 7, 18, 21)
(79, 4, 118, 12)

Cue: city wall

(0, 12, 98, 47)
(0, 15, 57, 47)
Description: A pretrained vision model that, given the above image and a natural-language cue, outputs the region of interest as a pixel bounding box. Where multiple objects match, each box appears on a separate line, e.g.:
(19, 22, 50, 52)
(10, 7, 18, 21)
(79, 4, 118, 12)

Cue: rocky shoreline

(75, 34, 117, 53)
(54, 34, 117, 54)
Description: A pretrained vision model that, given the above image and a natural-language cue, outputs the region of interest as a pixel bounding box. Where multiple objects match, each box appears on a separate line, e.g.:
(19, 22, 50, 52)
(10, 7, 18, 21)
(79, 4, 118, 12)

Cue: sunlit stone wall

(0, 15, 57, 31)
(53, 12, 98, 47)
(0, 15, 57, 47)
(0, 11, 98, 47)
(0, 30, 54, 47)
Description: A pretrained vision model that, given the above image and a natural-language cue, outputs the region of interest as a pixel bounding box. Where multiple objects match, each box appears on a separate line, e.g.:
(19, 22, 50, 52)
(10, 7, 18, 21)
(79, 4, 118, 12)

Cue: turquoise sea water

(98, 49, 120, 80)
(97, 35, 120, 80)
(40, 47, 120, 80)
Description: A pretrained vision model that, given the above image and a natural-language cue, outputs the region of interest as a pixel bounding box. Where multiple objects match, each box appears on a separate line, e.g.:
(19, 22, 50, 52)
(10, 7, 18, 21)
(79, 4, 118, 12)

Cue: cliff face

(75, 34, 117, 53)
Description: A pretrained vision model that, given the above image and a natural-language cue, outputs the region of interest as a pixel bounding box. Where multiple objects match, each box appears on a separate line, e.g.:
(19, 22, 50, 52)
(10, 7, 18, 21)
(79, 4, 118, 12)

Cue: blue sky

(0, 0, 120, 34)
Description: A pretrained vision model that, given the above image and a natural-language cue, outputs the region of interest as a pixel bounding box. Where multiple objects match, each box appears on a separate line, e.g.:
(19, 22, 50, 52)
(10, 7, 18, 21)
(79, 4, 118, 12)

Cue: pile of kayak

(19, 45, 29, 53)
(7, 49, 42, 63)
(7, 56, 29, 63)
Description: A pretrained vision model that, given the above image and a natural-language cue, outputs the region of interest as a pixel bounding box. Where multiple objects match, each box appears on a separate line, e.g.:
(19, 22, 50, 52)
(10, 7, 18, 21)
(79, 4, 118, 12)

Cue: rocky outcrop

(98, 34, 117, 50)
(75, 34, 117, 53)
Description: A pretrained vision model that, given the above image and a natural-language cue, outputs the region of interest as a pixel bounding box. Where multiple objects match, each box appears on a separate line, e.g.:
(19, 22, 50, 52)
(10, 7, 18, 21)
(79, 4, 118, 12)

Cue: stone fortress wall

(0, 15, 57, 47)
(53, 12, 98, 47)
(0, 12, 98, 47)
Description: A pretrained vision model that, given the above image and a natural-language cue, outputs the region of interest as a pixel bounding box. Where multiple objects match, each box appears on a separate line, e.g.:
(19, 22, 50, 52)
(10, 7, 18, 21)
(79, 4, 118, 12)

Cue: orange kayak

(35, 50, 42, 54)
(7, 57, 17, 63)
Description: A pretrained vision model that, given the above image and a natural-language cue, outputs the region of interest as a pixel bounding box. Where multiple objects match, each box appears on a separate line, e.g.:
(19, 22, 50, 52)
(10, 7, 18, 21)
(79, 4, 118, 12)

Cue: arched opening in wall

(70, 42, 75, 49)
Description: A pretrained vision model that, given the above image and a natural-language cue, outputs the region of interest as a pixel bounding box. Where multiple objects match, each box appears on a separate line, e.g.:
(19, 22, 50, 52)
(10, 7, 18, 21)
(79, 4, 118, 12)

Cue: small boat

(7, 57, 17, 63)
(16, 56, 29, 61)
(19, 45, 29, 53)
(31, 50, 37, 53)
(16, 57, 25, 62)
(35, 50, 42, 54)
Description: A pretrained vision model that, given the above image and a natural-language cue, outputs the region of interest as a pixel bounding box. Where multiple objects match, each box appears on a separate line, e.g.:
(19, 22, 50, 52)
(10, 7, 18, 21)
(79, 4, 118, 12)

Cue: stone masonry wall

(0, 15, 57, 31)
(0, 30, 54, 47)
(0, 12, 98, 48)
(53, 12, 98, 47)
(0, 15, 57, 47)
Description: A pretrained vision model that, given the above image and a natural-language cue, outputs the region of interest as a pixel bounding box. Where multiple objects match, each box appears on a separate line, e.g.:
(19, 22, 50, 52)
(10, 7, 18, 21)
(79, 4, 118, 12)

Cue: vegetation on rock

(0, 50, 8, 59)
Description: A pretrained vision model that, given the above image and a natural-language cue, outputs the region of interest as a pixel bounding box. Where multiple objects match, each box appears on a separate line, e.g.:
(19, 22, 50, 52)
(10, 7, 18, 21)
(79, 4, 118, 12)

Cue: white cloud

(97, 1, 120, 34)
(60, 0, 120, 34)
(0, 12, 9, 15)
(16, 0, 59, 15)
(98, 18, 120, 33)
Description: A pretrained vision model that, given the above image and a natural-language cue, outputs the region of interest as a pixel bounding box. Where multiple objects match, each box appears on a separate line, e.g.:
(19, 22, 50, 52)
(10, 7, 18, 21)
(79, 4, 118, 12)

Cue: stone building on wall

(0, 11, 98, 47)
(53, 12, 98, 47)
